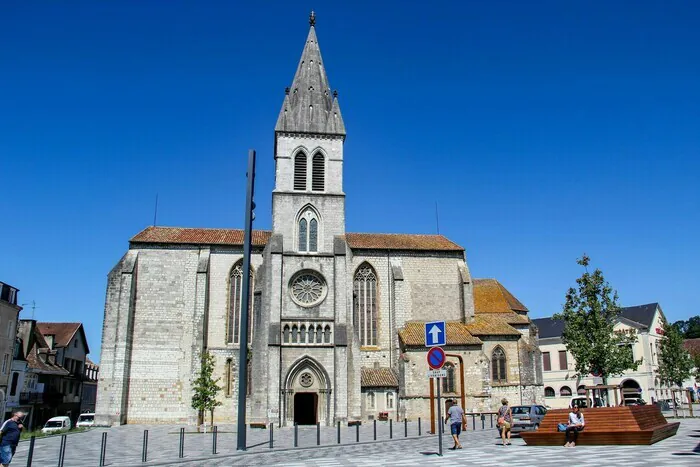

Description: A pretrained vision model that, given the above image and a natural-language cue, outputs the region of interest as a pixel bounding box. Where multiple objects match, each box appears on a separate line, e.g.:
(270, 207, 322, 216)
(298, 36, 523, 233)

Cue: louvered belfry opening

(312, 153, 324, 191)
(294, 152, 307, 190)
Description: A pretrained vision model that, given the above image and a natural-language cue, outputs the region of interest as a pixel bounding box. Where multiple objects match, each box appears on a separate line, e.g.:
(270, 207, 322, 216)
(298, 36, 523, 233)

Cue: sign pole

(436, 377, 443, 456)
(236, 149, 256, 451)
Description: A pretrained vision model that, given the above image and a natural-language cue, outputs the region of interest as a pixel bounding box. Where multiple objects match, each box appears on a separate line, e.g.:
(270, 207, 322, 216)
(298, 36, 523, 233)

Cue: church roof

(465, 315, 521, 337)
(275, 12, 346, 136)
(473, 279, 529, 313)
(361, 367, 399, 388)
(130, 226, 272, 247)
(399, 321, 482, 347)
(345, 233, 464, 251)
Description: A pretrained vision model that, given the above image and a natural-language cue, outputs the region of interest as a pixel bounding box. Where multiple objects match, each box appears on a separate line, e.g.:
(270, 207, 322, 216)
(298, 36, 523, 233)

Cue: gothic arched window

(297, 207, 319, 253)
(298, 218, 308, 251)
(309, 218, 318, 251)
(312, 153, 325, 191)
(491, 346, 507, 383)
(442, 363, 456, 393)
(294, 152, 307, 190)
(354, 264, 378, 346)
(228, 261, 253, 344)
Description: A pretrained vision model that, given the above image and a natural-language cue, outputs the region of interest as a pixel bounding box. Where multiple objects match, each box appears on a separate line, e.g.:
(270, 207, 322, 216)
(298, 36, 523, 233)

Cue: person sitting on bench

(565, 406, 585, 447)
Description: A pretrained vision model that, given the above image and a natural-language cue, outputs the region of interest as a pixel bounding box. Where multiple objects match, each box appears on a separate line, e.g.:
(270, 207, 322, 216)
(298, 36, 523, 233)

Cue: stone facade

(95, 17, 543, 427)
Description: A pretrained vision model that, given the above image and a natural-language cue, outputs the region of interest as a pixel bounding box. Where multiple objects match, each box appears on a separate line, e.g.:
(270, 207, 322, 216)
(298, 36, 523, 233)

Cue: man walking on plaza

(0, 411, 25, 466)
(445, 399, 466, 450)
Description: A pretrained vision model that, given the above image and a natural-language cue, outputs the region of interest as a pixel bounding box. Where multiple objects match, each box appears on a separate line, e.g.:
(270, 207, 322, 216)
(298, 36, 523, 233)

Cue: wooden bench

(520, 405, 679, 446)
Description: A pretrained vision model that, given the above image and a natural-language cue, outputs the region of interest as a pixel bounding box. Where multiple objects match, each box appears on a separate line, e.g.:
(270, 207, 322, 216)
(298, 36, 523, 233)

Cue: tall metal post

(236, 149, 256, 451)
(436, 378, 443, 456)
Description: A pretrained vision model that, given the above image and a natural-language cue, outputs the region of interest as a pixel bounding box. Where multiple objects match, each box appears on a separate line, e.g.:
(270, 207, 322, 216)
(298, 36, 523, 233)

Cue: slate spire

(275, 12, 346, 136)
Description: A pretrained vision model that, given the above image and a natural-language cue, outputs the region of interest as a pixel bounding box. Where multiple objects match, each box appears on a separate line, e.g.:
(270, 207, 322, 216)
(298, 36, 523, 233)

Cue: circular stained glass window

(290, 270, 327, 307)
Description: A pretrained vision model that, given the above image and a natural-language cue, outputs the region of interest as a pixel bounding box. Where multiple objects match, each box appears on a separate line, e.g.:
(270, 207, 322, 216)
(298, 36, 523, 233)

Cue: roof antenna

(153, 193, 159, 226)
(20, 300, 38, 319)
(435, 201, 440, 235)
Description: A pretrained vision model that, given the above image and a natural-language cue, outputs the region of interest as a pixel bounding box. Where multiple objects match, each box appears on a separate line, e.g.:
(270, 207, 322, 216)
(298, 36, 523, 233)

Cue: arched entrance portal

(283, 356, 331, 426)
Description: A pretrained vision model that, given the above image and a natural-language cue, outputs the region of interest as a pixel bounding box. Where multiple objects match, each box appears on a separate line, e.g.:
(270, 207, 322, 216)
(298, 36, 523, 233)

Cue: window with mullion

(228, 263, 253, 344)
(491, 347, 507, 383)
(354, 265, 378, 346)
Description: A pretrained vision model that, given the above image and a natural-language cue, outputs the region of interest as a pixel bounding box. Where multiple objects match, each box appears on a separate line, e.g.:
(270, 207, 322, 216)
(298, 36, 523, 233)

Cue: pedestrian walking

(565, 406, 585, 447)
(497, 398, 512, 446)
(0, 411, 25, 466)
(444, 399, 466, 450)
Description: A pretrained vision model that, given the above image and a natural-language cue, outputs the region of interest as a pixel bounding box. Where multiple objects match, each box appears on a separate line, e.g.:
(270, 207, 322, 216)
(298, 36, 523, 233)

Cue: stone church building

(95, 15, 543, 426)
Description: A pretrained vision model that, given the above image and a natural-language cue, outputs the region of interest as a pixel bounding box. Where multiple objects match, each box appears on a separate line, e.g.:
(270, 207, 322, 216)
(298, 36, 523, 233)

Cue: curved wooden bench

(520, 406, 679, 446)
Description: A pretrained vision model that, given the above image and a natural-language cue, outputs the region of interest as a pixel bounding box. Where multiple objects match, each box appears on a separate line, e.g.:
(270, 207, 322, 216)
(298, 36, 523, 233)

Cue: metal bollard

(481, 414, 485, 430)
(269, 423, 274, 449)
(178, 427, 185, 458)
(355, 423, 359, 442)
(294, 423, 298, 447)
(404, 418, 408, 437)
(490, 414, 493, 428)
(337, 421, 341, 444)
(99, 432, 107, 467)
(472, 414, 476, 430)
(418, 417, 421, 436)
(57, 434, 67, 467)
(142, 430, 149, 462)
(26, 435, 35, 467)
(317, 422, 321, 446)
(373, 419, 377, 440)
(390, 419, 393, 439)
(212, 425, 217, 455)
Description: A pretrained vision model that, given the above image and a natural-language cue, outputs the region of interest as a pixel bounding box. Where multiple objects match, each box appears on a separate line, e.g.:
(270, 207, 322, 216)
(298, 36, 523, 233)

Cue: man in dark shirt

(0, 411, 25, 466)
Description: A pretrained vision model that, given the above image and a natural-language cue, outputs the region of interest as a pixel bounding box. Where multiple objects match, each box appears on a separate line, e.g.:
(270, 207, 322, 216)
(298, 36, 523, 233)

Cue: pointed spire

(275, 12, 346, 137)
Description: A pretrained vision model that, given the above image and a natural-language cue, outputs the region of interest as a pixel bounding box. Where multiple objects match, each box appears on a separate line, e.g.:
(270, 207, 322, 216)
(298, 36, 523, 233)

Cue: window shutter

(294, 153, 307, 190)
(312, 154, 325, 191)
(558, 350, 567, 370)
(543, 352, 551, 371)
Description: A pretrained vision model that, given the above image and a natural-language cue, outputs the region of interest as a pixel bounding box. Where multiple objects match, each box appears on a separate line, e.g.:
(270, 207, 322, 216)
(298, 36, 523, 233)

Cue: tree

(657, 318, 694, 388)
(553, 255, 642, 385)
(191, 351, 222, 429)
(672, 316, 700, 339)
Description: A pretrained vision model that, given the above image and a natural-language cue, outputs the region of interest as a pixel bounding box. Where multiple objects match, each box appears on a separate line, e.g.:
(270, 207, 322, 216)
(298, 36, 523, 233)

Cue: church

(95, 14, 543, 426)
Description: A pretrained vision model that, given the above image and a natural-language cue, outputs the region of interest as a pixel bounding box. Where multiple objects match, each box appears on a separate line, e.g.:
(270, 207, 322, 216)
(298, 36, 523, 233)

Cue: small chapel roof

(399, 321, 482, 347)
(473, 279, 529, 314)
(275, 12, 346, 136)
(361, 367, 399, 388)
(130, 226, 272, 247)
(345, 233, 464, 252)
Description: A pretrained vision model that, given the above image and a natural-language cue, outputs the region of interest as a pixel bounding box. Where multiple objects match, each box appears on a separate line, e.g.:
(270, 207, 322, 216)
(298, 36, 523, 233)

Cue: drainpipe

(517, 339, 523, 405)
(445, 353, 466, 430)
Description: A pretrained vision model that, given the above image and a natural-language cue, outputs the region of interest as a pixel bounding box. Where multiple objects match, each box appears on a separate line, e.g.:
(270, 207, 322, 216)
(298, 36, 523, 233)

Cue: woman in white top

(565, 405, 585, 447)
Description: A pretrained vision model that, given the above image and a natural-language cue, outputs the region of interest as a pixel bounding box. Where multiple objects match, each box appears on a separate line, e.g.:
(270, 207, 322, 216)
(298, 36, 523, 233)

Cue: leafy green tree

(657, 318, 694, 388)
(191, 351, 222, 427)
(672, 316, 700, 339)
(553, 255, 642, 385)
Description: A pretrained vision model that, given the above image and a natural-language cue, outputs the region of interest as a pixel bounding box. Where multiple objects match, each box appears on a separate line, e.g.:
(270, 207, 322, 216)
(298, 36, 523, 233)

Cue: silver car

(509, 405, 547, 433)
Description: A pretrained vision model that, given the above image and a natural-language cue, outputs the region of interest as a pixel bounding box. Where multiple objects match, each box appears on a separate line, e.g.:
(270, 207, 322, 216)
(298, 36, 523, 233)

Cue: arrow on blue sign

(425, 320, 446, 347)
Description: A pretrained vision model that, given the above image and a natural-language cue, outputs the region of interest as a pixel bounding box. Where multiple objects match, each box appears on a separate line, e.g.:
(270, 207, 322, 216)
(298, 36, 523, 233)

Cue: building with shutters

(95, 13, 543, 426)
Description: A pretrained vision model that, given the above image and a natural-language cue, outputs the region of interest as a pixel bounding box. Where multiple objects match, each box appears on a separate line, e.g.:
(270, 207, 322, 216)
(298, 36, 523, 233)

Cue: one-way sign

(425, 321, 446, 347)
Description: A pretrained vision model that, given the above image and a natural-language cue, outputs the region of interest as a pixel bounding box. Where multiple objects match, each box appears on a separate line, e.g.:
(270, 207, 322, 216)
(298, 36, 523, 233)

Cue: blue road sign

(425, 321, 446, 347)
(427, 347, 446, 370)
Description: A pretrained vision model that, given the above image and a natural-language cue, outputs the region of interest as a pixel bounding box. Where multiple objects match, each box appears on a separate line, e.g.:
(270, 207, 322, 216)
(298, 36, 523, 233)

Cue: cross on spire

(309, 11, 316, 26)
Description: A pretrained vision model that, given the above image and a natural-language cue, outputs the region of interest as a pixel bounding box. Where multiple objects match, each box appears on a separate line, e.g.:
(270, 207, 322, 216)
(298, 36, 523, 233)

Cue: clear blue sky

(2, 1, 698, 362)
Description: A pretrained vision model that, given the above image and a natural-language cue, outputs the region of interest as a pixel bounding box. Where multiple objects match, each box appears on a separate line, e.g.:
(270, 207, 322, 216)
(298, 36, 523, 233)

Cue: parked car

(497, 405, 547, 434)
(76, 413, 95, 427)
(41, 416, 72, 434)
(570, 396, 604, 409)
(624, 398, 646, 406)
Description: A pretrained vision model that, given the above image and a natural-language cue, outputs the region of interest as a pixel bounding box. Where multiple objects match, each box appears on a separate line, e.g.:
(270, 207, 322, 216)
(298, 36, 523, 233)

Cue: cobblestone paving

(11, 418, 700, 466)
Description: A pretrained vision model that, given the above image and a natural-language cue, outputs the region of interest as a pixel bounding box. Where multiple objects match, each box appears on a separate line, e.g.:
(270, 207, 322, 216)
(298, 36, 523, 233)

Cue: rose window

(290, 270, 327, 307)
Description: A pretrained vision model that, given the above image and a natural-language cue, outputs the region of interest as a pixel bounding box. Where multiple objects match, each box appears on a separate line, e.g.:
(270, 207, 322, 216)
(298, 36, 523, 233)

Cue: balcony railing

(281, 320, 333, 346)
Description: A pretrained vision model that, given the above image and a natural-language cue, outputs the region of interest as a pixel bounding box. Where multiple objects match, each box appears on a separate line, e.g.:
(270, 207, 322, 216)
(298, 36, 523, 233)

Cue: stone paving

(11, 417, 700, 466)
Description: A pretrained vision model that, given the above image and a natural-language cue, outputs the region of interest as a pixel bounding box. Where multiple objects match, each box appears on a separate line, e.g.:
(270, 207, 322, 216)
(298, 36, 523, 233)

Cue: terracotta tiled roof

(684, 338, 700, 357)
(345, 233, 463, 251)
(26, 327, 69, 375)
(361, 368, 399, 387)
(485, 312, 530, 325)
(399, 321, 482, 346)
(130, 226, 272, 247)
(473, 279, 528, 314)
(465, 315, 521, 336)
(37, 322, 81, 348)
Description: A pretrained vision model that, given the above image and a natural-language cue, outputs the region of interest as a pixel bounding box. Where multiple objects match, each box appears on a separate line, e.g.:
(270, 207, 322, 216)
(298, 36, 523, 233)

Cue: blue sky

(1, 1, 698, 362)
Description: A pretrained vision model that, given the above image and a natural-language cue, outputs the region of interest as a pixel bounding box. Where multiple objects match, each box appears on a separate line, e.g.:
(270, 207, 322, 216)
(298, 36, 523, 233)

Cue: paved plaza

(10, 417, 700, 466)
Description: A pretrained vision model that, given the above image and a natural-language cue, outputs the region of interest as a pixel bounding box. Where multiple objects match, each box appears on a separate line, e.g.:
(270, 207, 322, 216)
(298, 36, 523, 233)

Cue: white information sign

(426, 369, 447, 378)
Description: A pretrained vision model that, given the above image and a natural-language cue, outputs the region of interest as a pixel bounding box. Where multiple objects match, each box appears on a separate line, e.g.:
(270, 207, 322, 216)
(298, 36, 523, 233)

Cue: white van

(41, 416, 72, 434)
(76, 413, 95, 427)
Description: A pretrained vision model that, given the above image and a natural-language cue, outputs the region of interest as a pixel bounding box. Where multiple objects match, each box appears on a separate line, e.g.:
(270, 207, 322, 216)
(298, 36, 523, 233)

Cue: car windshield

(511, 406, 530, 415)
(78, 415, 94, 422)
(45, 421, 63, 428)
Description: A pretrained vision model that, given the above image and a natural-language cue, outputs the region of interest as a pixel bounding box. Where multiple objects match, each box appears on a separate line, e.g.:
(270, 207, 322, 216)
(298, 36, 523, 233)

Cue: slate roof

(533, 303, 660, 339)
(275, 15, 345, 136)
(345, 233, 463, 251)
(684, 338, 700, 358)
(465, 315, 521, 337)
(130, 226, 272, 247)
(473, 279, 529, 314)
(37, 322, 82, 348)
(399, 321, 482, 346)
(361, 368, 399, 387)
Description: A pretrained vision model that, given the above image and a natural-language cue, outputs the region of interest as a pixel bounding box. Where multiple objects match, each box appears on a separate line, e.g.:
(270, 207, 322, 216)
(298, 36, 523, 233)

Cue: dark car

(508, 405, 548, 433)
